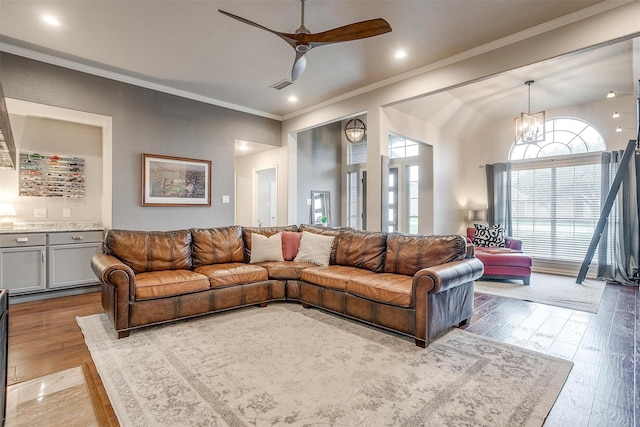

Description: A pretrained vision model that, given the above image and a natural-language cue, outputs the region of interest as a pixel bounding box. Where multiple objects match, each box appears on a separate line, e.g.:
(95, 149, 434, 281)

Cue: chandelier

(344, 118, 366, 143)
(514, 80, 545, 144)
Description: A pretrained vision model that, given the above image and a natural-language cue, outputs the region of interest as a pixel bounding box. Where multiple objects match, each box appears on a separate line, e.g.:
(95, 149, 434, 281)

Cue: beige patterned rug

(78, 304, 572, 427)
(475, 272, 606, 313)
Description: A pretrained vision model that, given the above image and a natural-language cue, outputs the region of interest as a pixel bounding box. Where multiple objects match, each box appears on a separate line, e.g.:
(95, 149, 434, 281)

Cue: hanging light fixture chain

(525, 80, 534, 115)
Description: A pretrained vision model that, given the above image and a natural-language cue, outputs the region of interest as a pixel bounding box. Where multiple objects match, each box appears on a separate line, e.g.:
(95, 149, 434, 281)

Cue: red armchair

(466, 227, 532, 285)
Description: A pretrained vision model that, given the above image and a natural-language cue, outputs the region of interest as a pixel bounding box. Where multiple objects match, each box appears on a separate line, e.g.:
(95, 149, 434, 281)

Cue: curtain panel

(485, 163, 512, 235)
(597, 151, 639, 286)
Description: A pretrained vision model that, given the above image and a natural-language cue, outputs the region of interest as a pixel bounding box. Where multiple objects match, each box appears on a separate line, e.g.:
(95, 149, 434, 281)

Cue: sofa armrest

(505, 236, 523, 251)
(91, 253, 135, 333)
(412, 258, 484, 295)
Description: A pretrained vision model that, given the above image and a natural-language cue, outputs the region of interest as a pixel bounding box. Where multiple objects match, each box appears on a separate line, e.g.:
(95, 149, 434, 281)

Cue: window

(347, 139, 367, 165)
(388, 168, 398, 232)
(347, 172, 359, 228)
(389, 132, 419, 159)
(407, 165, 419, 234)
(387, 133, 421, 233)
(508, 118, 605, 264)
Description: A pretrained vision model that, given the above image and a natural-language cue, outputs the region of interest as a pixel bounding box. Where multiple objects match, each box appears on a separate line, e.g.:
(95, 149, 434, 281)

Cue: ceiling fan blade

(218, 9, 297, 48)
(291, 51, 307, 82)
(303, 18, 392, 45)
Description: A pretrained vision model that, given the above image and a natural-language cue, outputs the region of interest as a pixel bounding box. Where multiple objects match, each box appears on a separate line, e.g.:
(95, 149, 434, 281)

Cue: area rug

(474, 272, 606, 313)
(77, 304, 572, 427)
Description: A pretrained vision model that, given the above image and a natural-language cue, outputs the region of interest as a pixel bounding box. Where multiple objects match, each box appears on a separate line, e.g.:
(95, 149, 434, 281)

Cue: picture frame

(142, 154, 211, 207)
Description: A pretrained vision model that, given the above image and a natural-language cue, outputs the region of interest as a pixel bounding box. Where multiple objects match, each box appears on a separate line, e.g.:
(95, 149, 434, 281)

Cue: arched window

(509, 117, 605, 160)
(505, 118, 607, 266)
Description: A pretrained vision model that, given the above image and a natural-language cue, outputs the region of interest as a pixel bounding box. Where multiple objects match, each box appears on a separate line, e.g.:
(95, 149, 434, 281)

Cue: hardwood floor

(5, 283, 638, 426)
(462, 282, 638, 427)
(7, 292, 117, 426)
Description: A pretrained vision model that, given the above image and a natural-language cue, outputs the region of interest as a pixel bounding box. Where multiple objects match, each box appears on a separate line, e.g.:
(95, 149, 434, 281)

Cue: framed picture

(142, 154, 211, 206)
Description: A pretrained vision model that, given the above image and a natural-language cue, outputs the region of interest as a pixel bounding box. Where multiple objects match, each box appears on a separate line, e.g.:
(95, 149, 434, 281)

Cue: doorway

(255, 167, 277, 227)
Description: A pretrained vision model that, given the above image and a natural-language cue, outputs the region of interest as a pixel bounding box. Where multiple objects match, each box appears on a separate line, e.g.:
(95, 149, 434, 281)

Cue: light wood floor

(6, 283, 638, 426)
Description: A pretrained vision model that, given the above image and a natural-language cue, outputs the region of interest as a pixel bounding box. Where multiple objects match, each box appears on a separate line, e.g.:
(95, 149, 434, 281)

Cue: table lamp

(0, 203, 17, 229)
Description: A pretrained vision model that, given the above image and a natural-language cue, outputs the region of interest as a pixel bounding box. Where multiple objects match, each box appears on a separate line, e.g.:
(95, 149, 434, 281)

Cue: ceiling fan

(219, 0, 392, 82)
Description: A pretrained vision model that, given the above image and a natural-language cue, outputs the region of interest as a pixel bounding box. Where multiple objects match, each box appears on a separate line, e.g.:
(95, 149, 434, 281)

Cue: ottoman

(466, 227, 532, 285)
(473, 248, 532, 285)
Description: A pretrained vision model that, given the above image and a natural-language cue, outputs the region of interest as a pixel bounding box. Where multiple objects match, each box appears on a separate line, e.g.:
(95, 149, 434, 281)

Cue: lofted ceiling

(1, 0, 629, 121)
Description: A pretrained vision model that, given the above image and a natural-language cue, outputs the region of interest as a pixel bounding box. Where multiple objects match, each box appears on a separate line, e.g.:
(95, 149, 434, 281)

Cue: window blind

(510, 155, 602, 263)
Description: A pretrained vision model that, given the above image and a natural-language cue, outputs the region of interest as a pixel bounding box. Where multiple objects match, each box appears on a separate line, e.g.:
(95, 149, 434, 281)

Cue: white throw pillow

(294, 231, 335, 267)
(250, 232, 284, 263)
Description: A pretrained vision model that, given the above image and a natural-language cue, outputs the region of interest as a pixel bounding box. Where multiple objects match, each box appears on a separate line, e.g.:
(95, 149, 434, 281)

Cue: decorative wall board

(19, 152, 85, 198)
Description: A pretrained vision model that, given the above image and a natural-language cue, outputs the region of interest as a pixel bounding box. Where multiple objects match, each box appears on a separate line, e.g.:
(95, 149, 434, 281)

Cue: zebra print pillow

(474, 224, 506, 247)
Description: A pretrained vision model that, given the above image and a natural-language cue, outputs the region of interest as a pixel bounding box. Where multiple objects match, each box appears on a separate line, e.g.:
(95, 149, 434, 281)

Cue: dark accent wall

(0, 53, 281, 230)
(296, 122, 342, 225)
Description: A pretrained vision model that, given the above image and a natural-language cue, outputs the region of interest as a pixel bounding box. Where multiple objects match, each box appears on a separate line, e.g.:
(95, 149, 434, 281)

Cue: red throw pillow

(282, 231, 302, 261)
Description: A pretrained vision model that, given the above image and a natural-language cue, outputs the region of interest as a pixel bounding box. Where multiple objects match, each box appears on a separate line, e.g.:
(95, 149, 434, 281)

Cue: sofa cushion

(294, 231, 335, 267)
(282, 231, 302, 261)
(301, 265, 375, 291)
(191, 226, 245, 268)
(194, 263, 268, 288)
(250, 232, 284, 263)
(242, 225, 299, 262)
(473, 224, 506, 247)
(335, 230, 387, 272)
(384, 233, 467, 276)
(134, 270, 210, 300)
(254, 261, 317, 280)
(347, 273, 413, 308)
(298, 224, 343, 265)
(104, 229, 192, 273)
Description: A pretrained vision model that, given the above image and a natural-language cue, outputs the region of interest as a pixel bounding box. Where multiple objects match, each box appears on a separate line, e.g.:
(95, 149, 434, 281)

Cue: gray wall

(296, 122, 341, 226)
(0, 53, 281, 230)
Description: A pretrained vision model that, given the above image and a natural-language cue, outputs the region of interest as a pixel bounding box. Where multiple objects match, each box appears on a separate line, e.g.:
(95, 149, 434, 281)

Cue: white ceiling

(2, 0, 632, 121)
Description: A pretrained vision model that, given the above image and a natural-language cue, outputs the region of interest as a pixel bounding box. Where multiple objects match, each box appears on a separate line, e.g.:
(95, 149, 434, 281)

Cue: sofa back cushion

(242, 225, 299, 261)
(298, 224, 344, 265)
(103, 229, 192, 273)
(384, 233, 467, 276)
(191, 226, 245, 267)
(335, 229, 387, 272)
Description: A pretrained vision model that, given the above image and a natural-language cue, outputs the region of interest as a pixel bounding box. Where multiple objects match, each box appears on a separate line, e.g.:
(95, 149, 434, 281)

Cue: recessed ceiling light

(41, 15, 61, 27)
(394, 50, 407, 59)
(288, 96, 298, 103)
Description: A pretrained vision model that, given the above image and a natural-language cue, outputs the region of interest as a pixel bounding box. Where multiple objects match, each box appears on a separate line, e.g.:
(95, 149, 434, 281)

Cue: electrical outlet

(307, 199, 312, 206)
(222, 195, 230, 204)
(63, 208, 71, 218)
(34, 208, 47, 218)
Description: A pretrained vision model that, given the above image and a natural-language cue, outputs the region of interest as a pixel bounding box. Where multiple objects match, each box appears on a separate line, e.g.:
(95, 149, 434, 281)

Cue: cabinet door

(47, 242, 101, 288)
(0, 247, 46, 293)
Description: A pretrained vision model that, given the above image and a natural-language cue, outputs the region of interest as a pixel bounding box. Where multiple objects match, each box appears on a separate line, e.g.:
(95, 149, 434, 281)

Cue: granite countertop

(1, 221, 103, 234)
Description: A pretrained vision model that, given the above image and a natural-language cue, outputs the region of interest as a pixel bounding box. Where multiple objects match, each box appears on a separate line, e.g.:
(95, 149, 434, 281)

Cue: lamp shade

(0, 202, 16, 229)
(468, 209, 486, 222)
(0, 203, 16, 216)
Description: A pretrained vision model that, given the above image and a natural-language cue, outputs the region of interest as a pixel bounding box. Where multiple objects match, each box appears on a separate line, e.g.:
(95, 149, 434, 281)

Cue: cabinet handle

(42, 250, 45, 263)
(72, 235, 83, 241)
(15, 237, 28, 243)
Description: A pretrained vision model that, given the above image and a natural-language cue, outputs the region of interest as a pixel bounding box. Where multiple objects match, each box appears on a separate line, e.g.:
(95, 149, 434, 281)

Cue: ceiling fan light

(344, 118, 366, 143)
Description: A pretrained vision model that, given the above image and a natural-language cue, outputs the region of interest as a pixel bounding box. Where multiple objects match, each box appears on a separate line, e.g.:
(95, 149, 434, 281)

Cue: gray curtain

(597, 150, 639, 286)
(485, 163, 512, 235)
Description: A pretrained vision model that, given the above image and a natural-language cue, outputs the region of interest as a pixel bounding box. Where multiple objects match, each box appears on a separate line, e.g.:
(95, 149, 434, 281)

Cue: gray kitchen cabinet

(0, 230, 103, 295)
(0, 233, 46, 293)
(47, 231, 103, 289)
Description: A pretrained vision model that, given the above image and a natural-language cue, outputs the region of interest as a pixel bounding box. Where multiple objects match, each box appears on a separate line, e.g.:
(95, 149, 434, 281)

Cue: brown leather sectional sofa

(91, 224, 484, 347)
